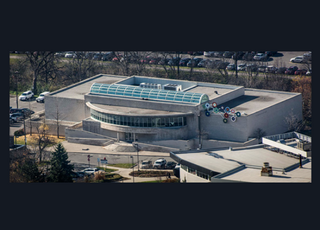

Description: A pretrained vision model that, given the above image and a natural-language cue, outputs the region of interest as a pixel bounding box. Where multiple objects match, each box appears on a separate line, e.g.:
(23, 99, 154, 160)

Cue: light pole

(134, 143, 139, 171)
(14, 71, 20, 109)
(130, 155, 134, 183)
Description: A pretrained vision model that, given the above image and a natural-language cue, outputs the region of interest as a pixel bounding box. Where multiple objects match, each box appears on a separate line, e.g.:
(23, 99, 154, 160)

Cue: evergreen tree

(48, 143, 74, 182)
(19, 158, 42, 182)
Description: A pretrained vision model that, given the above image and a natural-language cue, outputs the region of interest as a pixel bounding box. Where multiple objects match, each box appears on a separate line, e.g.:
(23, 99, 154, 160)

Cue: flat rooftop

(220, 89, 299, 115)
(51, 74, 126, 99)
(185, 86, 233, 99)
(88, 102, 193, 116)
(220, 162, 311, 183)
(174, 147, 301, 174)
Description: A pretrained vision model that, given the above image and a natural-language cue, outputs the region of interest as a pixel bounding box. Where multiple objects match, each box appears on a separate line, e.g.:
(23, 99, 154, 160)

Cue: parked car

(237, 63, 247, 71)
(20, 108, 35, 118)
(246, 64, 258, 72)
(168, 57, 181, 66)
(36, 91, 50, 103)
(226, 63, 235, 70)
(242, 52, 254, 61)
(294, 69, 307, 75)
(19, 91, 34, 101)
(158, 58, 170, 65)
(179, 58, 191, 66)
(213, 51, 224, 57)
(285, 66, 298, 75)
(81, 168, 102, 175)
(258, 65, 267, 72)
(306, 69, 312, 76)
(92, 53, 103, 60)
(153, 158, 166, 169)
(265, 66, 278, 73)
(85, 52, 94, 59)
(303, 52, 311, 61)
(265, 51, 277, 56)
(232, 51, 244, 60)
(64, 52, 74, 58)
(101, 52, 114, 61)
(149, 57, 161, 64)
(165, 161, 176, 169)
(253, 52, 267, 61)
(223, 51, 234, 58)
(275, 67, 287, 74)
(173, 163, 180, 178)
(204, 51, 215, 57)
(290, 56, 305, 63)
(187, 58, 203, 67)
(140, 160, 152, 169)
(197, 59, 210, 67)
(10, 113, 24, 122)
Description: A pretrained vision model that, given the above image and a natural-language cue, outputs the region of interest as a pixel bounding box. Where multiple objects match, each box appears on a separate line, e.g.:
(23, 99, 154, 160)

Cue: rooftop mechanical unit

(139, 82, 162, 90)
(163, 84, 182, 91)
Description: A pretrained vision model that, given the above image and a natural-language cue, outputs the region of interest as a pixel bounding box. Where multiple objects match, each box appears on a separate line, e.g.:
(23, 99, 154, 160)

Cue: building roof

(89, 83, 209, 104)
(219, 162, 311, 183)
(90, 83, 209, 104)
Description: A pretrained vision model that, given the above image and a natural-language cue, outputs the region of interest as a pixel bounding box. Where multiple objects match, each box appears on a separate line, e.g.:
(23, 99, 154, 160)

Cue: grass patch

(108, 163, 135, 168)
(129, 170, 173, 177)
(97, 166, 118, 173)
(15, 134, 65, 146)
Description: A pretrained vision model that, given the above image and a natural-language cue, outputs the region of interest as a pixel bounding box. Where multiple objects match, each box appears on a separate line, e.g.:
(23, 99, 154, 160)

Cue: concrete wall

(200, 109, 249, 142)
(24, 120, 72, 136)
(45, 96, 85, 122)
(246, 93, 303, 138)
(66, 137, 111, 146)
(179, 167, 210, 183)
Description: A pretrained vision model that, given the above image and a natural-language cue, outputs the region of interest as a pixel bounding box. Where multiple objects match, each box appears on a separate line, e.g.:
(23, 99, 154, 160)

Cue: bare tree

(25, 51, 56, 95)
(53, 98, 67, 139)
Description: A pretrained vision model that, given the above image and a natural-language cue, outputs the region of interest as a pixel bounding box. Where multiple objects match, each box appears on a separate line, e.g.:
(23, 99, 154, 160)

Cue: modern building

(170, 134, 311, 183)
(43, 74, 303, 146)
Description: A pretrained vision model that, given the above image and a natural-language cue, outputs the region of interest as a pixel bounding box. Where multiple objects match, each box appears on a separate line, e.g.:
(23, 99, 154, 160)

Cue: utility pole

(134, 143, 139, 171)
(14, 71, 20, 109)
(130, 155, 134, 183)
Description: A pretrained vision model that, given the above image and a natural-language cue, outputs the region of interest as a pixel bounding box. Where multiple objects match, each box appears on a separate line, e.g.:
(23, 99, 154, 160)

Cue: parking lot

(9, 95, 45, 135)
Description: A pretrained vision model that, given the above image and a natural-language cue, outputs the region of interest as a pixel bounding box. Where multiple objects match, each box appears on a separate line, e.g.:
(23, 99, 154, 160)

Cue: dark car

(294, 69, 307, 75)
(275, 67, 287, 74)
(213, 51, 224, 57)
(10, 112, 24, 122)
(179, 58, 191, 66)
(197, 59, 210, 67)
(285, 66, 298, 75)
(187, 58, 203, 67)
(158, 58, 170, 65)
(20, 108, 35, 118)
(232, 51, 244, 60)
(242, 52, 255, 61)
(92, 53, 103, 60)
(101, 52, 114, 61)
(246, 64, 258, 72)
(149, 57, 161, 64)
(165, 161, 177, 169)
(265, 51, 277, 56)
(168, 57, 181, 66)
(223, 51, 234, 58)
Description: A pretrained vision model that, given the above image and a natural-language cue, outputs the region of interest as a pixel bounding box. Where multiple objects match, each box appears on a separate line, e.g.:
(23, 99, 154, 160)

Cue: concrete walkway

(60, 141, 170, 157)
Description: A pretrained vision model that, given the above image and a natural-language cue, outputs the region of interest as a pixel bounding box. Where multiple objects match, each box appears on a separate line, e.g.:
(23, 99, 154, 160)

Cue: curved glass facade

(89, 83, 209, 104)
(90, 109, 187, 128)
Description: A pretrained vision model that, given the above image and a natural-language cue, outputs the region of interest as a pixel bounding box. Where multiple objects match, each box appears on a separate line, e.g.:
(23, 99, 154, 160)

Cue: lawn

(107, 163, 135, 168)
(14, 134, 65, 146)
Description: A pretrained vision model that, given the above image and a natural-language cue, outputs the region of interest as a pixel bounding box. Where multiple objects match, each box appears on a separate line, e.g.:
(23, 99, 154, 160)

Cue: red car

(285, 66, 298, 75)
(294, 69, 307, 75)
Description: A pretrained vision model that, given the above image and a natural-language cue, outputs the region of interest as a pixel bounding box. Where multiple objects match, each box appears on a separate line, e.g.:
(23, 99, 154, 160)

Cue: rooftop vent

(261, 162, 273, 177)
(163, 84, 182, 91)
(139, 83, 161, 90)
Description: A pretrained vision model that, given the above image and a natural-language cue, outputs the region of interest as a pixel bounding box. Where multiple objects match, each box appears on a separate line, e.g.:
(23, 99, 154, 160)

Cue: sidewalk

(107, 165, 177, 183)
(60, 141, 170, 157)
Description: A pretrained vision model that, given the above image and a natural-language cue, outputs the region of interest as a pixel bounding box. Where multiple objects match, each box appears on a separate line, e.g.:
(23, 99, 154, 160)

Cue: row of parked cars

(140, 158, 177, 169)
(225, 63, 311, 75)
(204, 51, 278, 61)
(9, 107, 35, 123)
(18, 90, 50, 103)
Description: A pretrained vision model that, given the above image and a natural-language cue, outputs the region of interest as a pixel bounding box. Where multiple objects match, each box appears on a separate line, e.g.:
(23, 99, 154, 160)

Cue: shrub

(94, 171, 106, 181)
(14, 128, 25, 137)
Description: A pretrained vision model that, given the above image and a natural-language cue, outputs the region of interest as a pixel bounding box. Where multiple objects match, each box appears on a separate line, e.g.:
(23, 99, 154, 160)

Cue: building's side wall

(179, 167, 210, 183)
(246, 94, 303, 138)
(200, 110, 249, 142)
(45, 96, 85, 122)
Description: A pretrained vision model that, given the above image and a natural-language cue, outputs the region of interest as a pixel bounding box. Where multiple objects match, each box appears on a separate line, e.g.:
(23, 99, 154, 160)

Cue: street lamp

(133, 143, 139, 171)
(14, 71, 20, 109)
(130, 155, 134, 183)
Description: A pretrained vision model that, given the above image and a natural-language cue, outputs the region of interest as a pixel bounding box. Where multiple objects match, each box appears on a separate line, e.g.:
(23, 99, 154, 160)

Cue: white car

(290, 56, 305, 63)
(153, 158, 166, 169)
(19, 91, 34, 101)
(253, 53, 267, 61)
(81, 168, 102, 175)
(140, 160, 152, 169)
(65, 52, 74, 58)
(237, 63, 246, 71)
(36, 91, 50, 103)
